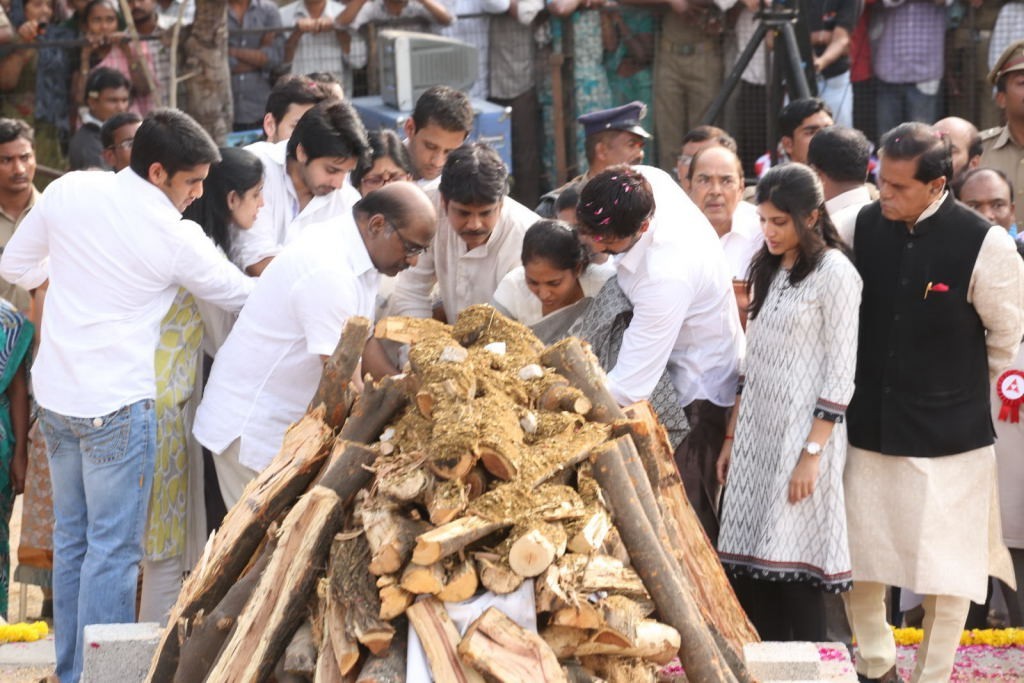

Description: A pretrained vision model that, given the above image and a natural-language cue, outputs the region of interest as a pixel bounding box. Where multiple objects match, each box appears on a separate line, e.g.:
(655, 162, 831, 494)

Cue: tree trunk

(618, 402, 759, 653)
(457, 607, 567, 683)
(355, 619, 408, 683)
(332, 533, 396, 655)
(181, 0, 232, 143)
(540, 339, 625, 423)
(171, 534, 276, 683)
(206, 486, 344, 682)
(590, 436, 739, 683)
(148, 412, 333, 682)
(309, 317, 372, 430)
(406, 597, 484, 683)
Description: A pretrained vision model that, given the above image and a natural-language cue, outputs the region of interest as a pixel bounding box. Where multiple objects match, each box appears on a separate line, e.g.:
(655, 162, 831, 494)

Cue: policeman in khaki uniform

(981, 39, 1024, 228)
(536, 101, 652, 218)
(653, 0, 724, 174)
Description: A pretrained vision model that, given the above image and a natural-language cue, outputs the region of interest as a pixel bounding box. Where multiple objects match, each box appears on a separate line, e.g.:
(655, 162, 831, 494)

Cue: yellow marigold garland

(892, 627, 1024, 647)
(0, 620, 49, 643)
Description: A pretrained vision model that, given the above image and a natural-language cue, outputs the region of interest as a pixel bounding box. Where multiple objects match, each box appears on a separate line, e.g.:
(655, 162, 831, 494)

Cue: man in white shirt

(235, 99, 369, 275)
(687, 145, 763, 280)
(261, 74, 329, 145)
(403, 85, 474, 189)
(389, 142, 538, 322)
(0, 109, 254, 683)
(194, 182, 436, 508)
(807, 125, 874, 247)
(577, 164, 744, 542)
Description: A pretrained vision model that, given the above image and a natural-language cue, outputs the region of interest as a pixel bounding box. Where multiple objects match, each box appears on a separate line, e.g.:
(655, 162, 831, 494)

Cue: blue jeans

(875, 80, 940, 138)
(817, 70, 853, 129)
(39, 400, 155, 683)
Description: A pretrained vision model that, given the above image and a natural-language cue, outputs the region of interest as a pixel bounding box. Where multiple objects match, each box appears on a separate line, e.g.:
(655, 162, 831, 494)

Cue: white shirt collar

(915, 190, 948, 225)
(825, 185, 874, 217)
(724, 201, 761, 240)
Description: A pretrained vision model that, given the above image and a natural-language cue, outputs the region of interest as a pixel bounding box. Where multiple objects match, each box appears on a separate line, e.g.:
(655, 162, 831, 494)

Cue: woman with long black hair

(716, 162, 862, 640)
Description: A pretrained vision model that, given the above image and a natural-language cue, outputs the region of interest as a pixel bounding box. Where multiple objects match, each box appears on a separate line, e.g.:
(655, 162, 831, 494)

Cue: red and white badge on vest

(997, 369, 1024, 423)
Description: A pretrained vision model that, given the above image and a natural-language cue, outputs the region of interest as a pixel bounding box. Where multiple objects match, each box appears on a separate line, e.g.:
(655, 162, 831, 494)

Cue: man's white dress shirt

(232, 139, 361, 270)
(194, 214, 378, 472)
(720, 200, 765, 281)
(826, 184, 874, 248)
(608, 166, 744, 409)
(0, 169, 253, 417)
(389, 191, 538, 322)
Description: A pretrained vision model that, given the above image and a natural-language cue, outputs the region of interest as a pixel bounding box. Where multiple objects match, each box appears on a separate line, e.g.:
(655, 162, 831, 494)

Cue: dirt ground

(3, 496, 53, 683)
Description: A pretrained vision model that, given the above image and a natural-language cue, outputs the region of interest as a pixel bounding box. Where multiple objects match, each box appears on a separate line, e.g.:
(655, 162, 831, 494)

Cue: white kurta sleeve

(814, 251, 862, 421)
(968, 227, 1024, 381)
(389, 245, 438, 319)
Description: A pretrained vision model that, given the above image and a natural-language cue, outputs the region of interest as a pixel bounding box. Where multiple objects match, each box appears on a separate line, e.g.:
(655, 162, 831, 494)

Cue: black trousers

(673, 399, 728, 545)
(730, 574, 827, 642)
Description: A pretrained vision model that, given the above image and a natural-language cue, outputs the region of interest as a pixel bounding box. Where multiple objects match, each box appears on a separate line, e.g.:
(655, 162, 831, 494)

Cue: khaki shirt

(981, 125, 1024, 227)
(0, 186, 39, 312)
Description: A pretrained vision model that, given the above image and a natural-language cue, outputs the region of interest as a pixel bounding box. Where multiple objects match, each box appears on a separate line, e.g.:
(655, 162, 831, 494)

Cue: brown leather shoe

(857, 666, 902, 683)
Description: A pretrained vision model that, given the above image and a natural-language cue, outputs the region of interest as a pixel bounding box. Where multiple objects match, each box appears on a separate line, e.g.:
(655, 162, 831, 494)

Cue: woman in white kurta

(716, 163, 862, 641)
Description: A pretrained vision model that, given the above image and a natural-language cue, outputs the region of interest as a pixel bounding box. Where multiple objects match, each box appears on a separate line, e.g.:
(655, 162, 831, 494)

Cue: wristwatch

(803, 441, 822, 456)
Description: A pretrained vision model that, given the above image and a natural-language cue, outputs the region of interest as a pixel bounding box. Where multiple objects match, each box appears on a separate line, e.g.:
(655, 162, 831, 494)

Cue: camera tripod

(702, 0, 818, 166)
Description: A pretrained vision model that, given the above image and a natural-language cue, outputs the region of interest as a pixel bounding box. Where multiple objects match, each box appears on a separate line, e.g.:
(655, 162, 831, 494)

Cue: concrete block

(81, 622, 160, 683)
(745, 641, 822, 681)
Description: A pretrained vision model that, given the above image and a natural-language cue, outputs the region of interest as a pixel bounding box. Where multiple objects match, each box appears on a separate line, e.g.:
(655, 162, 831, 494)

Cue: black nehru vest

(846, 194, 994, 457)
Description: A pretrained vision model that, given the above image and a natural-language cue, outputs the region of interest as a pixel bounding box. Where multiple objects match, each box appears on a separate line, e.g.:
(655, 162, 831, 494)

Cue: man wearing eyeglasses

(576, 164, 743, 543)
(99, 112, 142, 172)
(194, 181, 436, 508)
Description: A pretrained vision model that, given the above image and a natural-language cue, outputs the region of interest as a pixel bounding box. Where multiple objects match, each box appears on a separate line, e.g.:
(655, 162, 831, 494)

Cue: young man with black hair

(755, 97, 834, 178)
(260, 73, 329, 144)
(195, 182, 436, 508)
(807, 124, 873, 245)
(403, 85, 473, 188)
(100, 111, 142, 172)
(0, 108, 254, 683)
(0, 118, 38, 313)
(574, 164, 742, 542)
(982, 39, 1024, 227)
(390, 142, 538, 324)
(234, 99, 369, 275)
(843, 122, 1024, 683)
(68, 67, 132, 171)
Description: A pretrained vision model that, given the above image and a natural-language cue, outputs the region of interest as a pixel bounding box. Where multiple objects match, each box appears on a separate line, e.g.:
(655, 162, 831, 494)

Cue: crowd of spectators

(0, 0, 1019, 200)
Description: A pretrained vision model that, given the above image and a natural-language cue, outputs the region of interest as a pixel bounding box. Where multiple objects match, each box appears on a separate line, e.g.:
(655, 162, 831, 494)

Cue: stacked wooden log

(146, 305, 758, 683)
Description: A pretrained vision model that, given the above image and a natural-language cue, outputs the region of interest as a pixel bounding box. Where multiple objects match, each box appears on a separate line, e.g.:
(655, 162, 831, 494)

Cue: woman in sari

(0, 299, 33, 617)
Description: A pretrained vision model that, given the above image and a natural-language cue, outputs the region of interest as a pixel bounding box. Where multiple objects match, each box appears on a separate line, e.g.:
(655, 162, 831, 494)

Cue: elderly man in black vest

(843, 122, 1024, 683)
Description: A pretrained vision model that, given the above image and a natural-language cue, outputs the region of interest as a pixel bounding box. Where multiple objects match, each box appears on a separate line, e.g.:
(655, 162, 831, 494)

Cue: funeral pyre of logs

(146, 305, 759, 683)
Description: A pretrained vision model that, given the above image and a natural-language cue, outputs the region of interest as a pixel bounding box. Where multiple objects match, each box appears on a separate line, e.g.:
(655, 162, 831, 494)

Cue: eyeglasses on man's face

(107, 137, 134, 152)
(361, 171, 407, 189)
(387, 221, 429, 257)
